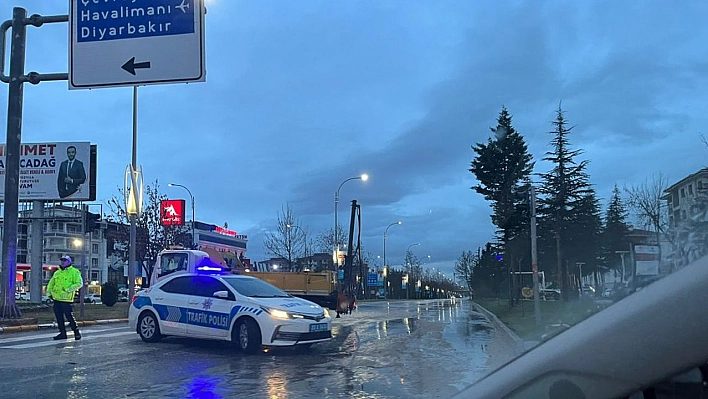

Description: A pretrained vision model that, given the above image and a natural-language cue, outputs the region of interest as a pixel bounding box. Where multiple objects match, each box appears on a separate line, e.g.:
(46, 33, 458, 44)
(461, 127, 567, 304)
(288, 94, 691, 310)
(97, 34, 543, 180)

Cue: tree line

(457, 105, 636, 301)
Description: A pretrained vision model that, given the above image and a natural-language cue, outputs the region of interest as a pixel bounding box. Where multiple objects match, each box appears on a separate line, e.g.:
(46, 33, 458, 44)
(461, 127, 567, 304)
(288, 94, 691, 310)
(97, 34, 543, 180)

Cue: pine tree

(538, 105, 596, 300)
(602, 184, 631, 275)
(470, 107, 534, 276)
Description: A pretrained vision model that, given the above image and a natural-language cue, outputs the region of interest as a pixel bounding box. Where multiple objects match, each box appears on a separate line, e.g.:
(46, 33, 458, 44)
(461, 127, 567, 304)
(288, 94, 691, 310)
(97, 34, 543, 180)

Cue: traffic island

(0, 317, 39, 327)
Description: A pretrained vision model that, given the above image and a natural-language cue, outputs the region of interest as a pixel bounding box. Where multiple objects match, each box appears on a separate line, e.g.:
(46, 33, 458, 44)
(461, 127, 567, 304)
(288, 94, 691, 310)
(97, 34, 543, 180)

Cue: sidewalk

(0, 318, 128, 334)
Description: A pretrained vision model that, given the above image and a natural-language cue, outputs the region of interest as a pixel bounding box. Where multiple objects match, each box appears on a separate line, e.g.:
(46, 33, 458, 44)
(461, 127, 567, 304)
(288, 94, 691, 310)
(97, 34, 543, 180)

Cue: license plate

(309, 323, 329, 332)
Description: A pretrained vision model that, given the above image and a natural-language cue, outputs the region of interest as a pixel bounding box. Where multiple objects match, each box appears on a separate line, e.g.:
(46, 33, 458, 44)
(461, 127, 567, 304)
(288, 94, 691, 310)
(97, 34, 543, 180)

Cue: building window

(92, 244, 99, 253)
(91, 258, 98, 268)
(681, 188, 686, 198)
(50, 222, 64, 232)
(699, 180, 704, 190)
(688, 184, 693, 195)
(90, 271, 99, 282)
(17, 254, 27, 263)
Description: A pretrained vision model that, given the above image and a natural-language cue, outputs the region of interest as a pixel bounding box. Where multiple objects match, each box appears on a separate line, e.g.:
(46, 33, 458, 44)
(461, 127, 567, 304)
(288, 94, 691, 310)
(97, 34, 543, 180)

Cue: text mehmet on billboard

(0, 142, 93, 201)
(77, 0, 195, 42)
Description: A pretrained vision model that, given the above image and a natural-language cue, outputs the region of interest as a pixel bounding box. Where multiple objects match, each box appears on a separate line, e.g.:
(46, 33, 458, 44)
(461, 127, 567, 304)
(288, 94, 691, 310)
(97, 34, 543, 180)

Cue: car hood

(251, 296, 324, 317)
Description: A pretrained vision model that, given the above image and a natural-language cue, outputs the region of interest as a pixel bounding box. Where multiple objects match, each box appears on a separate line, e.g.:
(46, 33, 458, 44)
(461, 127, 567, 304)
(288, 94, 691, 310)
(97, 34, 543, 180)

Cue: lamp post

(405, 243, 420, 300)
(168, 183, 195, 249)
(334, 174, 368, 268)
(383, 221, 402, 298)
(286, 224, 307, 270)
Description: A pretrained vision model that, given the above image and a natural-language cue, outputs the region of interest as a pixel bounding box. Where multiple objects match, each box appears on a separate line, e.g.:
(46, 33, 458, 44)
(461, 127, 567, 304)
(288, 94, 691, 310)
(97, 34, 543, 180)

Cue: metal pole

(616, 251, 629, 284)
(530, 186, 541, 326)
(0, 8, 28, 318)
(128, 86, 138, 298)
(333, 189, 338, 270)
(80, 206, 87, 318)
(191, 194, 195, 248)
(383, 231, 387, 297)
(30, 201, 44, 303)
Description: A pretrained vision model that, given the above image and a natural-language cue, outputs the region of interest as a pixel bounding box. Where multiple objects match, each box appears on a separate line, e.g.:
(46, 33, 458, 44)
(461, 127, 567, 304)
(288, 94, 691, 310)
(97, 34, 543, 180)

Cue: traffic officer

(46, 255, 83, 340)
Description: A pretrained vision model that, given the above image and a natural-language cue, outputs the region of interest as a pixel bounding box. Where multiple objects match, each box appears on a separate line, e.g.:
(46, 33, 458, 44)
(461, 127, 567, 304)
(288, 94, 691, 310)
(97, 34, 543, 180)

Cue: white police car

(128, 271, 332, 353)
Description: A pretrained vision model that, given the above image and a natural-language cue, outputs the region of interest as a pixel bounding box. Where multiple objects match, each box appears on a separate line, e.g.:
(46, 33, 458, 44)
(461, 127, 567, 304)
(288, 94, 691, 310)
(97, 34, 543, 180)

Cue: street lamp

(168, 183, 195, 249)
(404, 243, 420, 299)
(334, 174, 369, 268)
(286, 224, 307, 270)
(383, 221, 402, 298)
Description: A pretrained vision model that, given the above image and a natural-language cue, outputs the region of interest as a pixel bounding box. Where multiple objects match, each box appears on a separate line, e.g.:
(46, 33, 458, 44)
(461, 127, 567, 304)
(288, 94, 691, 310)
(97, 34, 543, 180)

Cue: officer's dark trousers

(53, 300, 78, 335)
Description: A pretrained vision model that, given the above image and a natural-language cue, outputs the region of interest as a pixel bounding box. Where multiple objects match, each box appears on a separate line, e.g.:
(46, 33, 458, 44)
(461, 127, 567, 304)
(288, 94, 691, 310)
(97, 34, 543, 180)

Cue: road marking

(0, 327, 129, 344)
(0, 331, 135, 349)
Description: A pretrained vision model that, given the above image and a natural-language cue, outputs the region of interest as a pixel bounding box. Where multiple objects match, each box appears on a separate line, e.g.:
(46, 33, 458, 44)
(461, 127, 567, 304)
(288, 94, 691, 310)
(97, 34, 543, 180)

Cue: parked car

(84, 294, 102, 304)
(601, 287, 613, 298)
(540, 287, 561, 300)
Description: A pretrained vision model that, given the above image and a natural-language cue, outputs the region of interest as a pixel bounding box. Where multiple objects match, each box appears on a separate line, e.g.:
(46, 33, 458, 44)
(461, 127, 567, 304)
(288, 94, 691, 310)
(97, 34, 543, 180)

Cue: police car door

(186, 276, 235, 339)
(152, 275, 194, 336)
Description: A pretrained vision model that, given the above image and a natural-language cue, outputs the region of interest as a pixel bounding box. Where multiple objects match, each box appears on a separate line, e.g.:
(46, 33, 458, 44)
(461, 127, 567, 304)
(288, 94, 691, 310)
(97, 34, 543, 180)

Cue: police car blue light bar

(196, 266, 223, 272)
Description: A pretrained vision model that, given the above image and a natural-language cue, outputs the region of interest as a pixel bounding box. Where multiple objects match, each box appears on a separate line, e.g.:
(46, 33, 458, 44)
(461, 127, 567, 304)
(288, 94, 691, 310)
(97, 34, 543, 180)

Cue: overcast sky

(2, 1, 708, 278)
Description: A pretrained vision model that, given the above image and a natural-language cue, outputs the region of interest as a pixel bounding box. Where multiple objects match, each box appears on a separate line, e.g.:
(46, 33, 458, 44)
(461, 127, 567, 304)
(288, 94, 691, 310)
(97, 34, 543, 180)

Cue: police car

(128, 262, 332, 353)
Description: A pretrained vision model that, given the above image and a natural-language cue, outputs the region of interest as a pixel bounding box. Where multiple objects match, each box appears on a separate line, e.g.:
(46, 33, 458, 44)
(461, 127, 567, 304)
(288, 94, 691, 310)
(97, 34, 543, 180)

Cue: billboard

(634, 245, 660, 276)
(0, 142, 96, 201)
(161, 199, 186, 226)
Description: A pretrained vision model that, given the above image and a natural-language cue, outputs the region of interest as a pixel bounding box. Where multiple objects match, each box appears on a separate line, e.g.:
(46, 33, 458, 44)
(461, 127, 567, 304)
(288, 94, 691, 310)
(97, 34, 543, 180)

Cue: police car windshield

(221, 276, 291, 298)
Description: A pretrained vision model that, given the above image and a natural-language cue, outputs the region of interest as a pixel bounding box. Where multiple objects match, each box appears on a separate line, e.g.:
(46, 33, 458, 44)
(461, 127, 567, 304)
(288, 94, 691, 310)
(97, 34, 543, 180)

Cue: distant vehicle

(84, 294, 102, 304)
(118, 294, 128, 302)
(42, 295, 53, 305)
(601, 287, 613, 298)
(540, 288, 560, 300)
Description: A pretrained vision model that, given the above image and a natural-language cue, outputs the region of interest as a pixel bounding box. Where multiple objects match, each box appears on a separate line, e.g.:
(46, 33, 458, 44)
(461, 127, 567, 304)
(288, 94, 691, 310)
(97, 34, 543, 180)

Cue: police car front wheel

(138, 312, 162, 343)
(234, 318, 261, 354)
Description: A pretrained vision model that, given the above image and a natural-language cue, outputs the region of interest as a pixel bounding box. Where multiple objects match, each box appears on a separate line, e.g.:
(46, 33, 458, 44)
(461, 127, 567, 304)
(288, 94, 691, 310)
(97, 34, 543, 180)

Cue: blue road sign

(368, 273, 378, 287)
(70, 0, 206, 89)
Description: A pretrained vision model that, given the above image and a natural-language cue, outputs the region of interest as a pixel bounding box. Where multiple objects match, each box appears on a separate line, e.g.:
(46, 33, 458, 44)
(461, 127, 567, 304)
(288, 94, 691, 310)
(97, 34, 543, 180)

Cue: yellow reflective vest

(46, 266, 83, 303)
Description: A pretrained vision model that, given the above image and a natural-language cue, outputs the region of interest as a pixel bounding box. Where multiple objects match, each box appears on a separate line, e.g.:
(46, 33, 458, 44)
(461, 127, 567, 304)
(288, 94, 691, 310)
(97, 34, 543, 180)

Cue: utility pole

(530, 186, 541, 326)
(616, 250, 629, 284)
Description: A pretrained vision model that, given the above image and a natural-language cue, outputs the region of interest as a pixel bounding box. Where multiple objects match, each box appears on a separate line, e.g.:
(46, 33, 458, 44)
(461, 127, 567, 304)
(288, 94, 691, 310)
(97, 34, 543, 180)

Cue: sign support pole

(128, 86, 138, 299)
(0, 8, 28, 318)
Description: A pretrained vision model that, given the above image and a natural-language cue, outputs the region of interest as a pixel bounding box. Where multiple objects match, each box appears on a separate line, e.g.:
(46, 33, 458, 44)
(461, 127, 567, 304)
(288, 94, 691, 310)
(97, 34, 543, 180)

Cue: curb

(0, 318, 128, 334)
(473, 301, 525, 355)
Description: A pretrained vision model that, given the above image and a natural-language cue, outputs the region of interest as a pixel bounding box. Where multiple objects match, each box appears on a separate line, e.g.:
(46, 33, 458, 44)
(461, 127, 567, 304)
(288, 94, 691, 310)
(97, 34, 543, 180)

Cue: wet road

(0, 298, 510, 398)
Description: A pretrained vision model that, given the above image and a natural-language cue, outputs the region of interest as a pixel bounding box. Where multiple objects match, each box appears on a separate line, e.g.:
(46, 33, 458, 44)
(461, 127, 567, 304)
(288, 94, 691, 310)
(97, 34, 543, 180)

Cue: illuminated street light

(382, 221, 402, 298)
(333, 174, 369, 267)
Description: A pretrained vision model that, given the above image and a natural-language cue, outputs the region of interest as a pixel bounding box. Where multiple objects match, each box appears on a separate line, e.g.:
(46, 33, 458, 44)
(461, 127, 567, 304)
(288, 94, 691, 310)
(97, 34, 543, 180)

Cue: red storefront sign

(161, 199, 186, 226)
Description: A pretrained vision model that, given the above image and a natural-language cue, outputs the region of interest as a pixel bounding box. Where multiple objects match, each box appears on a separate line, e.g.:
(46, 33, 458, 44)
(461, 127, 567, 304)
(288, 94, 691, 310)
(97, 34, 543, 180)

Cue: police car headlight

(262, 307, 291, 320)
(323, 308, 330, 318)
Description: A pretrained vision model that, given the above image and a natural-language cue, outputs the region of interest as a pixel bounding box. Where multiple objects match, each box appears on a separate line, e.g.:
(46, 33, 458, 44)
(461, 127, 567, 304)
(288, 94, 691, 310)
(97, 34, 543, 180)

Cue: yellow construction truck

(244, 270, 338, 311)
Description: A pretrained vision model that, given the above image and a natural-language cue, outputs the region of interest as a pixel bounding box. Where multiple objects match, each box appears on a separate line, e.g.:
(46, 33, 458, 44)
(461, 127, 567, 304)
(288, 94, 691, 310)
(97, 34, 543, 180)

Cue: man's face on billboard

(67, 147, 76, 161)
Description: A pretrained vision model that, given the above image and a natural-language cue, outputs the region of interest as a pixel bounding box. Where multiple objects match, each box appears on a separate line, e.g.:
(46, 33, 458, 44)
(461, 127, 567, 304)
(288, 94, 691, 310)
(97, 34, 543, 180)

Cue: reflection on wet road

(0, 299, 504, 398)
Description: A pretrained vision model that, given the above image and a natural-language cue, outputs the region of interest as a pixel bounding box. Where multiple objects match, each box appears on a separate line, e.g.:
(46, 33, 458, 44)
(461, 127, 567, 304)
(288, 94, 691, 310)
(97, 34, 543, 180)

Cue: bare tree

(625, 173, 669, 246)
(314, 226, 345, 254)
(263, 205, 306, 271)
(106, 180, 191, 285)
(454, 250, 477, 292)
